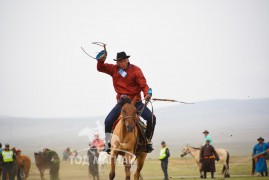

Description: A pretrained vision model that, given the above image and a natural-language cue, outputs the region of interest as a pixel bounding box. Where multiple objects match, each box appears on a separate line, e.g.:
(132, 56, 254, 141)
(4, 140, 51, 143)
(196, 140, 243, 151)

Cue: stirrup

(105, 143, 111, 154)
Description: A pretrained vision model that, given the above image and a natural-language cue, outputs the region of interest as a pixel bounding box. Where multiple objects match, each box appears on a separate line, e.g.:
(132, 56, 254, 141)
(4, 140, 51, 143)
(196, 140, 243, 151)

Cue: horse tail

(222, 151, 230, 177)
(226, 151, 230, 169)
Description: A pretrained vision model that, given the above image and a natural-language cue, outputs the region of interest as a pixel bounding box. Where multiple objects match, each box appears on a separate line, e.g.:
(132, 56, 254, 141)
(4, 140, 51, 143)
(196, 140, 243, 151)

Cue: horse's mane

(34, 151, 45, 158)
(118, 96, 132, 107)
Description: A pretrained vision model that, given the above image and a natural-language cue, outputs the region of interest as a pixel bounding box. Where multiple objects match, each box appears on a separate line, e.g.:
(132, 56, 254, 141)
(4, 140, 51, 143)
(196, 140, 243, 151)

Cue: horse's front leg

(134, 152, 147, 180)
(39, 169, 45, 180)
(109, 152, 117, 180)
(124, 154, 132, 180)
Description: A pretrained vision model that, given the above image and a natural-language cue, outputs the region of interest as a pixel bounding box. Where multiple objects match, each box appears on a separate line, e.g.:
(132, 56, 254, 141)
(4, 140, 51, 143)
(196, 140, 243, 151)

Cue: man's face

(117, 58, 129, 70)
(206, 141, 210, 145)
(258, 140, 263, 144)
(95, 134, 99, 140)
(204, 133, 208, 137)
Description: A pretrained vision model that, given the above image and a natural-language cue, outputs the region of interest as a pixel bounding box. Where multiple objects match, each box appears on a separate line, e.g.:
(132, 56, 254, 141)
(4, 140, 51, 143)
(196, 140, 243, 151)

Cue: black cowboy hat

(257, 137, 264, 141)
(203, 130, 209, 134)
(113, 51, 130, 61)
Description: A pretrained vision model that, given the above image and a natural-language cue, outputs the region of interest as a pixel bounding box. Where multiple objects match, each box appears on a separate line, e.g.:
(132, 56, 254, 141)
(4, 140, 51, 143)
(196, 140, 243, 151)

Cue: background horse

(88, 146, 99, 180)
(180, 145, 230, 178)
(16, 154, 31, 180)
(34, 150, 60, 180)
(12, 148, 31, 180)
(109, 97, 147, 180)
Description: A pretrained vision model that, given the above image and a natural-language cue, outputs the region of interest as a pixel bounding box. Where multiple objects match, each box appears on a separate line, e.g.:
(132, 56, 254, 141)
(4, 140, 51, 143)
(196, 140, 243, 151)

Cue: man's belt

(204, 156, 215, 159)
(255, 154, 265, 162)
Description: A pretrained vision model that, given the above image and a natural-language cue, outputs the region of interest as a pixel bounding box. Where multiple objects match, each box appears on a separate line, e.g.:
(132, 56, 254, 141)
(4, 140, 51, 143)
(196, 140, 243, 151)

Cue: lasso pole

(152, 98, 194, 104)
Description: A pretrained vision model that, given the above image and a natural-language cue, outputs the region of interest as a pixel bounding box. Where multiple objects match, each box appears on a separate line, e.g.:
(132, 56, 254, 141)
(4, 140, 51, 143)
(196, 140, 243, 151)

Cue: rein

(137, 100, 154, 141)
(121, 109, 138, 132)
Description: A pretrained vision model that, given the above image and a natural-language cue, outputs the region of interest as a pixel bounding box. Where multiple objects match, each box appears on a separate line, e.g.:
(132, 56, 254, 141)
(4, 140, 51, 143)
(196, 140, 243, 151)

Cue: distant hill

(0, 98, 268, 158)
(154, 98, 269, 156)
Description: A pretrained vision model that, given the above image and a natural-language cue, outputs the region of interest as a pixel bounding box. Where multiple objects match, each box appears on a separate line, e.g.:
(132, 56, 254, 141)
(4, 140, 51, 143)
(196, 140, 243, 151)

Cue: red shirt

(91, 139, 105, 152)
(97, 61, 150, 101)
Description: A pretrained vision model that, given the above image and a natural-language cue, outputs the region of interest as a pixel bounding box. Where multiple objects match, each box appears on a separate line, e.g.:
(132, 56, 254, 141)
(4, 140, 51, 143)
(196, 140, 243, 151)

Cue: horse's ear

(132, 96, 137, 105)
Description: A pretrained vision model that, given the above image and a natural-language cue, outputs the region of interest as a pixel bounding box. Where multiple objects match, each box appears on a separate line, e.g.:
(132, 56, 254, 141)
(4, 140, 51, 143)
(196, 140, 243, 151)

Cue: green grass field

(26, 156, 268, 180)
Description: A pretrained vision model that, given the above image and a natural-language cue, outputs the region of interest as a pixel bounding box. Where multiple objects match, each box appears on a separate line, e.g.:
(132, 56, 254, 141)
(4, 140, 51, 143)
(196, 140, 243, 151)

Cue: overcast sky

(0, 0, 269, 118)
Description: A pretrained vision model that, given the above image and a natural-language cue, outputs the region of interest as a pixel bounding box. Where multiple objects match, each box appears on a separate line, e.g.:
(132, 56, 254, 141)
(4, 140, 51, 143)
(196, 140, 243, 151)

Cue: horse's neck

(114, 119, 138, 142)
(118, 118, 126, 136)
(188, 147, 200, 159)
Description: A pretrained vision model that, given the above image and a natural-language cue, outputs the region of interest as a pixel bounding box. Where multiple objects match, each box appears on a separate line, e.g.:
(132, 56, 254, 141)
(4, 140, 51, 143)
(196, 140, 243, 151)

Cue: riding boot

(145, 126, 155, 153)
(105, 133, 112, 154)
(146, 128, 154, 153)
(203, 172, 207, 179)
(260, 172, 264, 176)
(265, 172, 268, 176)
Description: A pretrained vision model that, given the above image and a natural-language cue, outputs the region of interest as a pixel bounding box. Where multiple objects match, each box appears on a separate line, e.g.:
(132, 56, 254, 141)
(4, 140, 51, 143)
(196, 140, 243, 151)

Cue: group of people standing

(159, 130, 219, 180)
(200, 130, 219, 179)
(159, 130, 269, 179)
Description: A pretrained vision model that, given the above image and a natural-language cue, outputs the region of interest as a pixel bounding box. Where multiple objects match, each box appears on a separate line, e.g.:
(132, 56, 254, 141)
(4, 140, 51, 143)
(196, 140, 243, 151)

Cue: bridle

(121, 109, 138, 133)
(181, 146, 192, 157)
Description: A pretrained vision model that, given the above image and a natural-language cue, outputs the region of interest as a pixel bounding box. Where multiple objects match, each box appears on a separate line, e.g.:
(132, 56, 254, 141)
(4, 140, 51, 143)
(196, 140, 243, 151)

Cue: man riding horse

(95, 47, 156, 153)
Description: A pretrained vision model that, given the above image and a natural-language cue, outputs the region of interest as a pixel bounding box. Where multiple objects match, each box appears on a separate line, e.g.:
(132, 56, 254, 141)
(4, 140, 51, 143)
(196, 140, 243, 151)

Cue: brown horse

(12, 148, 31, 180)
(34, 150, 60, 180)
(109, 97, 147, 180)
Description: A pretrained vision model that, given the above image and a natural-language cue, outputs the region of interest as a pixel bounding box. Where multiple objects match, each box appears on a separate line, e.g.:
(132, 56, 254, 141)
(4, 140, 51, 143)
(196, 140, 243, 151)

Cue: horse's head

(11, 147, 16, 153)
(180, 146, 190, 157)
(121, 97, 139, 133)
(34, 152, 45, 167)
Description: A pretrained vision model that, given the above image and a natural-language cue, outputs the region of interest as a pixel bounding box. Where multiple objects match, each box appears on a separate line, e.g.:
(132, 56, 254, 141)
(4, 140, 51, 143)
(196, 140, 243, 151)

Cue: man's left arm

(134, 67, 150, 99)
(166, 148, 170, 159)
(199, 147, 204, 162)
(264, 143, 269, 153)
(0, 153, 3, 165)
(212, 147, 219, 161)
